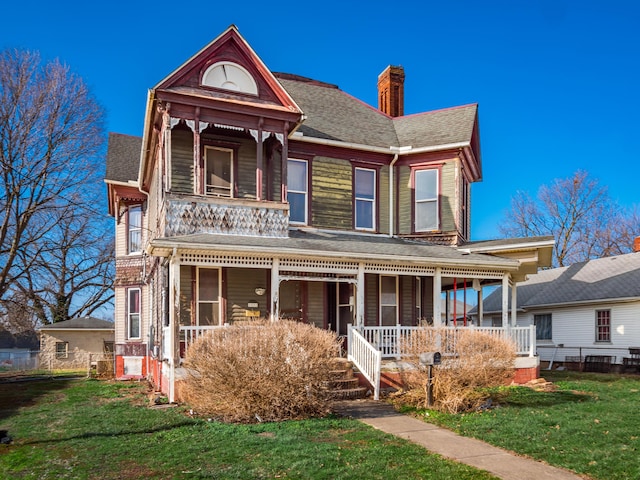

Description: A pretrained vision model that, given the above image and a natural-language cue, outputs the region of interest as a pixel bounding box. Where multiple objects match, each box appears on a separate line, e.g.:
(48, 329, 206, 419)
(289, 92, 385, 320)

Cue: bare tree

(14, 197, 114, 325)
(500, 170, 639, 267)
(0, 48, 107, 323)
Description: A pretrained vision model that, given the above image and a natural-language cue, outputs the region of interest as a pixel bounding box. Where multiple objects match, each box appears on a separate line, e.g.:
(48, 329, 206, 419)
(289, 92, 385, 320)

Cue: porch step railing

(347, 326, 381, 400)
(357, 324, 536, 359)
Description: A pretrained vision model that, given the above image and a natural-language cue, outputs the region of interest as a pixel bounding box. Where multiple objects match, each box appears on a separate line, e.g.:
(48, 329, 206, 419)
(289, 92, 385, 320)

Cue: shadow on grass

(492, 386, 594, 409)
(0, 376, 83, 422)
(20, 420, 197, 446)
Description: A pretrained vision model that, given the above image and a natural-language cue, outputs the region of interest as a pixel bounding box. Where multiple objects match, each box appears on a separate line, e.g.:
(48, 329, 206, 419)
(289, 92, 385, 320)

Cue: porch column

(194, 109, 201, 194)
(168, 249, 180, 404)
(501, 273, 509, 328)
(281, 122, 289, 203)
(256, 118, 264, 201)
(510, 279, 517, 327)
(356, 262, 365, 327)
(477, 289, 484, 326)
(433, 267, 442, 326)
(270, 258, 280, 321)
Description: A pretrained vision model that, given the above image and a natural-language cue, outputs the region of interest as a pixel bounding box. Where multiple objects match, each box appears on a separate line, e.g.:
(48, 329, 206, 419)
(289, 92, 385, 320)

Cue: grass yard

(408, 370, 640, 480)
(0, 377, 497, 480)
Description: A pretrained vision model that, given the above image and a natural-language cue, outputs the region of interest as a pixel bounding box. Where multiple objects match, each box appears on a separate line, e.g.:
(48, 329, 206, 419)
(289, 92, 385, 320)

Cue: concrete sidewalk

(333, 399, 584, 480)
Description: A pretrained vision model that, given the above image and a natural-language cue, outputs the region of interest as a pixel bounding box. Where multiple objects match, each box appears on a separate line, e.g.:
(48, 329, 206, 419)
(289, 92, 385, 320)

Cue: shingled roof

(106, 133, 142, 183)
(276, 74, 478, 150)
(480, 252, 640, 313)
(39, 317, 115, 330)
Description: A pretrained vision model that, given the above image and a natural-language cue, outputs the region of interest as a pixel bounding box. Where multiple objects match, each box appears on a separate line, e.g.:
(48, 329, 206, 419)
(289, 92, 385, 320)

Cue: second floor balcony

(163, 194, 290, 238)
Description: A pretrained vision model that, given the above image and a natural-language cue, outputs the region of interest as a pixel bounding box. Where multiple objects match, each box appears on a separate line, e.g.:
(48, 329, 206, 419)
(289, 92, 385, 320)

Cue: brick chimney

(378, 65, 405, 117)
(634, 236, 640, 253)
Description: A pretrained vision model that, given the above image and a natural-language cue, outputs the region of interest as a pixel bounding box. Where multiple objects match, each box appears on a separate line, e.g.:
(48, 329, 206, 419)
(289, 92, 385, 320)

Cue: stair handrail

(347, 325, 381, 400)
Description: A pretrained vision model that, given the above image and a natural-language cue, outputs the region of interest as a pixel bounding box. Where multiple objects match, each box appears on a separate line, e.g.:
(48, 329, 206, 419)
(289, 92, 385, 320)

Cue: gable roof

(480, 252, 640, 313)
(39, 317, 115, 331)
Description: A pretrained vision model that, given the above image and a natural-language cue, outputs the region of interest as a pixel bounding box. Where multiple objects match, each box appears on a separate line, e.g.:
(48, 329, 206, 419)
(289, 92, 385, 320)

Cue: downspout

(388, 153, 399, 237)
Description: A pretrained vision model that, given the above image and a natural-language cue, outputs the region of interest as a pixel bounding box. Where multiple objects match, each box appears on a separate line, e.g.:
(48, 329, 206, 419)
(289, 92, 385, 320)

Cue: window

(128, 205, 142, 254)
(596, 310, 611, 343)
(414, 169, 438, 231)
(288, 159, 308, 224)
(355, 168, 376, 230)
(380, 275, 398, 326)
(55, 342, 69, 359)
(197, 268, 220, 326)
(205, 147, 233, 197)
(534, 313, 552, 341)
(128, 288, 141, 339)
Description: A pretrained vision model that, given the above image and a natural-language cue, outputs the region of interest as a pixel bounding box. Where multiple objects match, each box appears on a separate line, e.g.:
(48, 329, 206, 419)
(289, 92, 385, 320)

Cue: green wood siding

(307, 282, 324, 328)
(311, 157, 352, 230)
(397, 166, 412, 234)
(179, 266, 193, 326)
(226, 268, 268, 322)
(171, 129, 194, 194)
(378, 165, 389, 234)
(440, 161, 457, 232)
(365, 274, 378, 326)
(235, 139, 257, 199)
(400, 276, 413, 326)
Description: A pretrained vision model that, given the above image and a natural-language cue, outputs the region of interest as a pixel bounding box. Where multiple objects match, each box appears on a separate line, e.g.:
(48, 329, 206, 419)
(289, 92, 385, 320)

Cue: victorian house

(105, 25, 553, 400)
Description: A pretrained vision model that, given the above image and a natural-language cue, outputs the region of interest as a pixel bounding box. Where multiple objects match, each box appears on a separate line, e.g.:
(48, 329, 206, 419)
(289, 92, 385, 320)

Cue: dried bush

(180, 319, 342, 423)
(394, 328, 517, 413)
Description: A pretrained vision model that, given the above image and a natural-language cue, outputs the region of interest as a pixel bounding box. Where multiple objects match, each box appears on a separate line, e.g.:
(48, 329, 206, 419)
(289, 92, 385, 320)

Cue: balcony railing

(164, 194, 289, 238)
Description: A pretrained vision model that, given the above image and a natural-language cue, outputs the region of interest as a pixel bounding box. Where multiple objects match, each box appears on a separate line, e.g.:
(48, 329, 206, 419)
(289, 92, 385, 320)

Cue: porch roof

(148, 228, 521, 270)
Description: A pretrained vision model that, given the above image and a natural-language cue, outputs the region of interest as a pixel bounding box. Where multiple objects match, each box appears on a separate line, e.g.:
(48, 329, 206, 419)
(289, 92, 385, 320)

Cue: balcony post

(433, 267, 442, 327)
(270, 258, 280, 321)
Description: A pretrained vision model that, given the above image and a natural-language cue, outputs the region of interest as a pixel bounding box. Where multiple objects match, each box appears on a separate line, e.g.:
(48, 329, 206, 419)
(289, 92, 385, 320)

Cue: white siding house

(478, 252, 640, 368)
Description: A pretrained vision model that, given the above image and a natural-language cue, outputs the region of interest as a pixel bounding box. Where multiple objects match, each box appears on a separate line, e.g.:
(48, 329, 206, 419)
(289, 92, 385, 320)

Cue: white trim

(204, 146, 234, 198)
(127, 287, 142, 340)
(354, 167, 376, 231)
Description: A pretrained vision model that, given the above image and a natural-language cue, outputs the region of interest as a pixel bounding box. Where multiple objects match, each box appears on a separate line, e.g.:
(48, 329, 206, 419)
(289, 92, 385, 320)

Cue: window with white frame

(596, 309, 611, 343)
(197, 268, 220, 326)
(355, 168, 376, 230)
(380, 275, 398, 326)
(414, 169, 438, 231)
(287, 159, 308, 224)
(128, 205, 142, 254)
(128, 288, 141, 339)
(534, 313, 552, 341)
(55, 341, 69, 359)
(205, 147, 233, 197)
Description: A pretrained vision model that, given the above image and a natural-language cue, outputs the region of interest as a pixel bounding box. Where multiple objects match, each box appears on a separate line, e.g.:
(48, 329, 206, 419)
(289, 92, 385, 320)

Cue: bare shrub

(180, 319, 342, 423)
(394, 328, 517, 413)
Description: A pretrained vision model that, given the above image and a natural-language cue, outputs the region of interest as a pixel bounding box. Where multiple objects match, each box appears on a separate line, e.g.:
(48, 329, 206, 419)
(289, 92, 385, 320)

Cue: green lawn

(410, 370, 640, 480)
(0, 377, 496, 480)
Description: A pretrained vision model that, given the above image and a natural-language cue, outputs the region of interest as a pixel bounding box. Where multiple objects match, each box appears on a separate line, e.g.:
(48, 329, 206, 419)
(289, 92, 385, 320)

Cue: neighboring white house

(478, 251, 640, 367)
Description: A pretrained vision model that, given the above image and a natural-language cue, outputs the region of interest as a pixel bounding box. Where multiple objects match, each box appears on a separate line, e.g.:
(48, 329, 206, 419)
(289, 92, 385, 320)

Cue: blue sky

(2, 1, 639, 240)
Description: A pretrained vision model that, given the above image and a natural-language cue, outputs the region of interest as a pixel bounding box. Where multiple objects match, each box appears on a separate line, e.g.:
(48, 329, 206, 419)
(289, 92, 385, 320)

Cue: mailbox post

(419, 352, 441, 407)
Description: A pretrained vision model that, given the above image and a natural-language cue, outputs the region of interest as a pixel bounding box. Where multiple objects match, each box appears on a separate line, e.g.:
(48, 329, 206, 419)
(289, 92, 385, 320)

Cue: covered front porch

(147, 229, 551, 402)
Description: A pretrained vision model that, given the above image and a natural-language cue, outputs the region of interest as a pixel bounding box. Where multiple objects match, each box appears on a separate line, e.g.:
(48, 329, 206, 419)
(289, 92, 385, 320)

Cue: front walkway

(333, 399, 584, 480)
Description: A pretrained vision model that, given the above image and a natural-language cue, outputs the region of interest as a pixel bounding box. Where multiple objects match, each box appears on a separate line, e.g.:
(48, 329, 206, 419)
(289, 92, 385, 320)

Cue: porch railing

(347, 326, 381, 400)
(356, 324, 536, 359)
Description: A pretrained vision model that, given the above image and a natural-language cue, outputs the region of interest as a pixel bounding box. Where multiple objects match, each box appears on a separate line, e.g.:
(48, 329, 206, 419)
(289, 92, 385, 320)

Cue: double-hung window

(355, 168, 376, 230)
(197, 268, 220, 326)
(534, 313, 552, 341)
(596, 310, 611, 343)
(414, 169, 438, 231)
(380, 275, 398, 326)
(287, 159, 308, 224)
(128, 205, 142, 254)
(205, 147, 233, 197)
(55, 342, 69, 359)
(128, 288, 141, 339)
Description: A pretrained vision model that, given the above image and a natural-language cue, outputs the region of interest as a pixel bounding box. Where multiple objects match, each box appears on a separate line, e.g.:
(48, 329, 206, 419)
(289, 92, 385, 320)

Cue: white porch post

(433, 267, 442, 327)
(270, 258, 280, 321)
(501, 273, 509, 328)
(510, 279, 517, 327)
(168, 249, 179, 403)
(356, 262, 365, 327)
